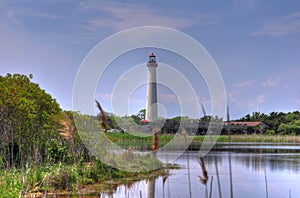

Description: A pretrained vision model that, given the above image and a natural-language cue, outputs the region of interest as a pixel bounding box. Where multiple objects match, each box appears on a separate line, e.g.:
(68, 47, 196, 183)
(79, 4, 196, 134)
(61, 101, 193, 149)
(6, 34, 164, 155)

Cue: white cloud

(95, 93, 112, 101)
(248, 93, 266, 111)
(80, 1, 220, 32)
(198, 96, 211, 106)
(228, 81, 266, 113)
(228, 80, 255, 106)
(227, 90, 235, 101)
(234, 80, 255, 88)
(255, 93, 265, 104)
(261, 77, 279, 87)
(0, 2, 72, 58)
(251, 12, 300, 37)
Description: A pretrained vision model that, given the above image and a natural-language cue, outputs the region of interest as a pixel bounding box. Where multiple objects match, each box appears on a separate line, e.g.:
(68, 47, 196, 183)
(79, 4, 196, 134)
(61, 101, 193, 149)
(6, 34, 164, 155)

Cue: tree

(285, 111, 300, 123)
(0, 74, 63, 167)
(138, 109, 146, 120)
(278, 121, 300, 135)
(240, 114, 251, 121)
(130, 109, 146, 124)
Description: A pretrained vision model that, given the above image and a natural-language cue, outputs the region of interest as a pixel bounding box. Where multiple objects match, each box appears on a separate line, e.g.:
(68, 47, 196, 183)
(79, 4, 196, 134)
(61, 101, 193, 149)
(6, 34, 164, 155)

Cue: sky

(1, 0, 300, 119)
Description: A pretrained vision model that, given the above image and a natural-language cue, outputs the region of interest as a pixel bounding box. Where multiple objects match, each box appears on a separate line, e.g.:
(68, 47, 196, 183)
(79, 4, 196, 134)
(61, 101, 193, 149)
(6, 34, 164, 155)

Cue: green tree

(0, 74, 63, 167)
(284, 111, 300, 123)
(131, 114, 141, 124)
(137, 109, 146, 120)
(278, 122, 300, 135)
(130, 109, 146, 124)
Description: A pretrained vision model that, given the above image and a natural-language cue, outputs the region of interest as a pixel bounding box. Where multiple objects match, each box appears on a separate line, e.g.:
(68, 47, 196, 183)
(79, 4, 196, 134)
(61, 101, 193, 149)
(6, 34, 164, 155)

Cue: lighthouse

(145, 53, 158, 122)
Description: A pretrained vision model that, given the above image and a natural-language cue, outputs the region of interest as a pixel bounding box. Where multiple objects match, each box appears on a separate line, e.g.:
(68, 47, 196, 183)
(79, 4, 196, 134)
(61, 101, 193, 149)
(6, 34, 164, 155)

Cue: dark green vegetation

(236, 111, 300, 135)
(0, 73, 63, 168)
(0, 74, 163, 197)
(0, 73, 300, 196)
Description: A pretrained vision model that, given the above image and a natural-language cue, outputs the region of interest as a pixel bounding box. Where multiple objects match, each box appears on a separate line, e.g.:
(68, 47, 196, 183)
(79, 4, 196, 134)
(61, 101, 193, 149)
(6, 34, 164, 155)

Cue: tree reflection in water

(101, 146, 300, 198)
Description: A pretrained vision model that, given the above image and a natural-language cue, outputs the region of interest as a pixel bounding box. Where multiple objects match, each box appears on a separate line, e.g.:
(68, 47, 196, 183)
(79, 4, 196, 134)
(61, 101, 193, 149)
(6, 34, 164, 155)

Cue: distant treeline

(129, 110, 300, 135)
(235, 111, 300, 135)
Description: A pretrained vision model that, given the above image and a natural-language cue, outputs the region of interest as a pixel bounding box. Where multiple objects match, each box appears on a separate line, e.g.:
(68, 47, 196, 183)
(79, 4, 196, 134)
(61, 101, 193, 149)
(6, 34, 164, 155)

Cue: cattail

(151, 132, 159, 151)
(198, 157, 208, 185)
(95, 100, 107, 133)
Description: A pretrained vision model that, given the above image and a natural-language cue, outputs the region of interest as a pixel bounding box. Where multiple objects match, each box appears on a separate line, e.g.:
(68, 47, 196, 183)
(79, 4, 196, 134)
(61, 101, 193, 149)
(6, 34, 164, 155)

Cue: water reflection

(203, 152, 300, 173)
(110, 144, 300, 198)
(146, 179, 155, 198)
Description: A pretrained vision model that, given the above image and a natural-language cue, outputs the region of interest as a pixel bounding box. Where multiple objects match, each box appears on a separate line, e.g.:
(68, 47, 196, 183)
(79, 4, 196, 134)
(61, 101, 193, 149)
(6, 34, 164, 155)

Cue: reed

(198, 157, 208, 185)
(197, 156, 209, 198)
(214, 155, 222, 198)
(151, 132, 159, 151)
(182, 129, 192, 198)
(199, 157, 209, 197)
(209, 176, 213, 198)
(264, 165, 268, 198)
(227, 105, 233, 198)
(95, 100, 108, 133)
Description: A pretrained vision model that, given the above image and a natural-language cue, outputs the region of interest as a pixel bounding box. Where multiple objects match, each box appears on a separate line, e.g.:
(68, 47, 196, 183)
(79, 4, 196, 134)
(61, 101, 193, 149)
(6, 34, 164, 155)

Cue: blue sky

(1, 0, 300, 119)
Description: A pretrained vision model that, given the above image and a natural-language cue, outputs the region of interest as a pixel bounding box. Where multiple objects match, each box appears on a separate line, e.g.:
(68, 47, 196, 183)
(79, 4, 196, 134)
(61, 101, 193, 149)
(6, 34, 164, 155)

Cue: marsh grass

(106, 133, 300, 151)
(0, 158, 172, 197)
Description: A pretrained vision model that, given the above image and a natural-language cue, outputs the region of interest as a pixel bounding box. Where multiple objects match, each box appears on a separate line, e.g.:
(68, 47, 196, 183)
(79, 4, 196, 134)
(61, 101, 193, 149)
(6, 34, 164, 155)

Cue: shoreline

(23, 164, 179, 197)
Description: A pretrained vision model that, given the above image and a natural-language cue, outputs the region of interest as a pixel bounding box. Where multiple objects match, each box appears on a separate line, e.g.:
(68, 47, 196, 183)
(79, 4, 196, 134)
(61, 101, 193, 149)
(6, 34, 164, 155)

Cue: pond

(105, 143, 300, 198)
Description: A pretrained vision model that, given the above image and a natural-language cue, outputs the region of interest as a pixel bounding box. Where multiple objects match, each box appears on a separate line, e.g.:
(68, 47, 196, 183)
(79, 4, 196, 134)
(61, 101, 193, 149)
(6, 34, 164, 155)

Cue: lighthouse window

(149, 57, 155, 62)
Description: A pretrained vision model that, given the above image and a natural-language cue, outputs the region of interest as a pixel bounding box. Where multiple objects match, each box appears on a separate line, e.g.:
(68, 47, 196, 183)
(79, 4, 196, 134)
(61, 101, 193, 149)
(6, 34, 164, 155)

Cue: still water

(108, 143, 300, 198)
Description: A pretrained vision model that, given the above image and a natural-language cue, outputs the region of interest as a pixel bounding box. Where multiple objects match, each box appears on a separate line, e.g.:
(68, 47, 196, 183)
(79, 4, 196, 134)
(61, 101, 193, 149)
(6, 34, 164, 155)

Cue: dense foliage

(0, 74, 163, 196)
(0, 74, 64, 168)
(236, 111, 300, 135)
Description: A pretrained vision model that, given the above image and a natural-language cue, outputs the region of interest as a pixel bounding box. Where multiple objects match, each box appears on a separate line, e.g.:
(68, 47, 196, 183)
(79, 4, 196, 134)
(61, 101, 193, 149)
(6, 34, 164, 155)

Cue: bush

(266, 129, 275, 135)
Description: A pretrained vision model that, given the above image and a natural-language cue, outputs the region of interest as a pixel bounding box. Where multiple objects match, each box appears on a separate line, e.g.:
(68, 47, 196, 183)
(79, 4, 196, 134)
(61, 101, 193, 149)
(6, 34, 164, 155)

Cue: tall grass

(107, 133, 300, 147)
(0, 157, 169, 197)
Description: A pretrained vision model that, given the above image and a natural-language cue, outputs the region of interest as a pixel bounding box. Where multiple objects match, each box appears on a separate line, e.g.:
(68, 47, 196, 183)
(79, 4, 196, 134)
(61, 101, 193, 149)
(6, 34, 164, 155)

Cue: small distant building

(224, 121, 269, 134)
(159, 120, 271, 135)
(143, 117, 269, 135)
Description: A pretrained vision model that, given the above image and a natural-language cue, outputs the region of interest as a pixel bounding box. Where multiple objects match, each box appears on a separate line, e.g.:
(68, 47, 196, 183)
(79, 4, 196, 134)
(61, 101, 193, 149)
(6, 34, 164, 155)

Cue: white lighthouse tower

(145, 53, 158, 122)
